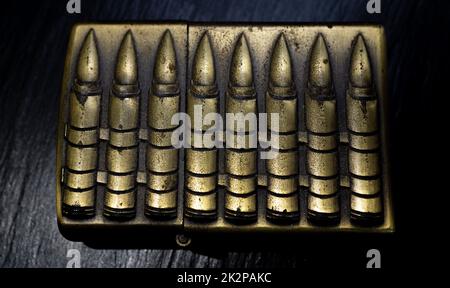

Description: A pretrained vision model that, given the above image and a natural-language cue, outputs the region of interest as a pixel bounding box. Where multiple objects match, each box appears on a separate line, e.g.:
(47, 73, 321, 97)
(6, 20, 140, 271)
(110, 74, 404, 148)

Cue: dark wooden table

(0, 0, 443, 268)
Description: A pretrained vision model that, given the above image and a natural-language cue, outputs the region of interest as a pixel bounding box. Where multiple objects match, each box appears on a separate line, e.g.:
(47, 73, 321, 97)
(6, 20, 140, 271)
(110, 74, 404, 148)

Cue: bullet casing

(104, 31, 140, 219)
(145, 30, 180, 219)
(148, 129, 174, 147)
(266, 150, 298, 177)
(306, 149, 339, 178)
(267, 176, 298, 195)
(266, 95, 297, 133)
(346, 34, 383, 225)
(107, 173, 136, 192)
(308, 193, 340, 215)
(66, 126, 98, 146)
(146, 146, 178, 173)
(225, 192, 257, 217)
(346, 93, 378, 134)
(185, 173, 217, 193)
(63, 29, 101, 221)
(268, 132, 298, 150)
(225, 95, 257, 133)
(226, 175, 257, 195)
(348, 149, 380, 177)
(65, 144, 98, 172)
(64, 170, 96, 190)
(68, 92, 101, 129)
(109, 130, 139, 147)
(305, 93, 337, 134)
(225, 149, 257, 176)
(104, 191, 136, 210)
(264, 34, 300, 221)
(108, 96, 139, 130)
(187, 89, 219, 132)
(267, 193, 299, 214)
(63, 188, 96, 209)
(305, 35, 340, 224)
(185, 191, 217, 217)
(185, 148, 217, 175)
(147, 172, 178, 192)
(145, 189, 178, 213)
(106, 146, 138, 174)
(309, 177, 339, 196)
(225, 53, 259, 221)
(148, 93, 180, 130)
(350, 195, 382, 214)
(184, 87, 219, 218)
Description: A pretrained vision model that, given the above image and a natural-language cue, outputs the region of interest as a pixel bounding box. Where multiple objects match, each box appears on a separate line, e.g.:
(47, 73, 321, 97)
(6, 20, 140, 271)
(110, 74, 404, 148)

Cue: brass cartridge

(224, 34, 257, 222)
(104, 31, 140, 219)
(145, 30, 180, 219)
(63, 30, 101, 218)
(265, 34, 299, 222)
(346, 34, 383, 225)
(185, 33, 219, 220)
(305, 34, 340, 225)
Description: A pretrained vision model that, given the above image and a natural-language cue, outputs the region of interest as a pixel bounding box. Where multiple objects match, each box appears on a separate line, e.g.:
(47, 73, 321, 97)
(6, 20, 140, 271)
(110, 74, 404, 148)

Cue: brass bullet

(269, 34, 293, 87)
(265, 34, 299, 222)
(146, 30, 180, 219)
(63, 29, 101, 218)
(104, 31, 140, 219)
(185, 33, 219, 220)
(346, 34, 383, 225)
(76, 29, 99, 83)
(192, 32, 216, 86)
(153, 30, 177, 84)
(305, 34, 340, 225)
(224, 33, 257, 222)
(229, 33, 253, 87)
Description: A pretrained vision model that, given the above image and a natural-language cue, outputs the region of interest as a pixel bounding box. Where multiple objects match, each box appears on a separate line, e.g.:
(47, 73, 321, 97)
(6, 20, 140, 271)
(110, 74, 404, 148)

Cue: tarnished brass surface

(145, 30, 181, 219)
(184, 33, 219, 220)
(304, 34, 340, 224)
(57, 24, 393, 240)
(346, 35, 383, 225)
(224, 34, 258, 221)
(104, 31, 140, 219)
(62, 30, 100, 218)
(264, 34, 299, 222)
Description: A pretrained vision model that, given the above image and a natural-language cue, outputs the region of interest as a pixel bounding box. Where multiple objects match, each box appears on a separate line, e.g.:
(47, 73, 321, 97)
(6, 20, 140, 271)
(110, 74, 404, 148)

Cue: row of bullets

(62, 29, 383, 226)
(62, 30, 181, 219)
(185, 32, 382, 225)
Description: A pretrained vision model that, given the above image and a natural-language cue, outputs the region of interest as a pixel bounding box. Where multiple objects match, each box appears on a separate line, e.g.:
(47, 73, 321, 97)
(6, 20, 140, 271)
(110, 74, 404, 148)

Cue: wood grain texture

(0, 0, 445, 268)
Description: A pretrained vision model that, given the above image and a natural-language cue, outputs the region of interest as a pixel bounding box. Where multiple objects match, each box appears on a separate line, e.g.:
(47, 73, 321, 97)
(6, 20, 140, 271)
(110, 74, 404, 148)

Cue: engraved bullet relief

(58, 24, 392, 235)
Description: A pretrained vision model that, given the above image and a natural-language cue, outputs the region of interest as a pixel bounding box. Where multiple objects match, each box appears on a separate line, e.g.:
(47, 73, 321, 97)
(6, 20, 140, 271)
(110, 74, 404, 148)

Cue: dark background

(0, 0, 443, 268)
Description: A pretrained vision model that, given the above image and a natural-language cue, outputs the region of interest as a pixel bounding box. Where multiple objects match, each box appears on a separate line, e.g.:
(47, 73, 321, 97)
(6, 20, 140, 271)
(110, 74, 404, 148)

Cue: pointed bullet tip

(229, 33, 253, 87)
(192, 32, 215, 86)
(114, 31, 138, 85)
(349, 34, 372, 88)
(76, 29, 99, 82)
(154, 30, 177, 84)
(308, 34, 332, 88)
(269, 33, 293, 87)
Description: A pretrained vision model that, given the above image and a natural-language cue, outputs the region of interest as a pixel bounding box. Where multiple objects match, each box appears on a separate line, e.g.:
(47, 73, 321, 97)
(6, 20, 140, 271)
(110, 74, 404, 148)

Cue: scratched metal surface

(0, 0, 444, 268)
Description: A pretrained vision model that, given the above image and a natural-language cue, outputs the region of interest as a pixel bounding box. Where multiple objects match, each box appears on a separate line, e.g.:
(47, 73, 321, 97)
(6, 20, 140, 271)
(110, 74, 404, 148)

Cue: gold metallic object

(224, 33, 258, 222)
(184, 33, 219, 220)
(346, 34, 383, 225)
(62, 30, 101, 218)
(305, 34, 340, 225)
(57, 24, 394, 243)
(145, 30, 180, 219)
(103, 31, 139, 219)
(265, 34, 299, 222)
